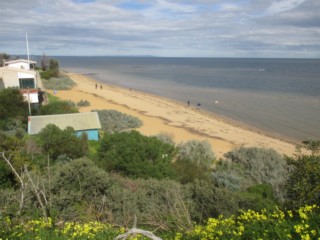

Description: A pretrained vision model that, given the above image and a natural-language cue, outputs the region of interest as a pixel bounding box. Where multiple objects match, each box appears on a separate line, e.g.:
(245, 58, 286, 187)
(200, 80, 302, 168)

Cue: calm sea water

(55, 56, 320, 142)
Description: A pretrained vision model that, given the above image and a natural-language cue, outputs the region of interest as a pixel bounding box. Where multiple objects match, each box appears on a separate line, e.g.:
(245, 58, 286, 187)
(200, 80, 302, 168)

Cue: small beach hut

(28, 112, 102, 141)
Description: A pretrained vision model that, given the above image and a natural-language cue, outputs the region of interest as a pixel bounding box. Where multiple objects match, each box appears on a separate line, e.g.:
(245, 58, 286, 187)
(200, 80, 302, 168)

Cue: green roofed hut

(28, 112, 101, 141)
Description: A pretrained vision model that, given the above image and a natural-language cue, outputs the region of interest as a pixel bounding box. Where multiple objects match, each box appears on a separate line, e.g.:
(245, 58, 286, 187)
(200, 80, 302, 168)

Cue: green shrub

(41, 76, 75, 90)
(104, 176, 192, 230)
(177, 140, 215, 167)
(0, 88, 28, 130)
(36, 124, 88, 160)
(40, 69, 59, 79)
(185, 180, 243, 222)
(50, 158, 112, 220)
(178, 204, 320, 240)
(237, 184, 278, 212)
(96, 130, 176, 179)
(39, 101, 78, 115)
(213, 147, 287, 201)
(285, 152, 320, 209)
(174, 140, 215, 184)
(94, 109, 142, 133)
(76, 99, 90, 107)
(154, 132, 175, 145)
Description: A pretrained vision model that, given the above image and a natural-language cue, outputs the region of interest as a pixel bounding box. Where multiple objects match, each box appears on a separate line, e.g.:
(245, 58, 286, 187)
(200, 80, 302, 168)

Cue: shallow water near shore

(56, 56, 320, 142)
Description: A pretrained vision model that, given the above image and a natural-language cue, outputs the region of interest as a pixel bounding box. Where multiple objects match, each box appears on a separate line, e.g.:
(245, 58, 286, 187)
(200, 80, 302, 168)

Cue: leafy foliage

(213, 147, 287, 200)
(178, 204, 320, 240)
(237, 184, 279, 212)
(154, 132, 175, 146)
(94, 109, 142, 133)
(1, 205, 320, 240)
(36, 124, 88, 160)
(40, 58, 60, 79)
(177, 140, 215, 167)
(173, 140, 215, 183)
(285, 153, 320, 209)
(50, 158, 111, 220)
(0, 88, 28, 130)
(39, 101, 78, 115)
(96, 130, 176, 179)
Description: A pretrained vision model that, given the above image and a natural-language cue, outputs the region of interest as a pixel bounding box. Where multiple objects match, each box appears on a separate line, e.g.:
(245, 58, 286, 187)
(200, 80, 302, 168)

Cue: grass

(46, 93, 60, 103)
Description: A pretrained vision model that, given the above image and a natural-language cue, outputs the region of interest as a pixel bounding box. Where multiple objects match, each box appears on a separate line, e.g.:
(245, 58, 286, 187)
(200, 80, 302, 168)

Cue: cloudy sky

(1, 0, 319, 58)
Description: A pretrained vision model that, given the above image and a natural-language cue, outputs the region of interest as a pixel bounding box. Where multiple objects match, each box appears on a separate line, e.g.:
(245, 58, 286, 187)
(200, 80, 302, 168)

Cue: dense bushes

(0, 88, 28, 130)
(213, 147, 287, 201)
(37, 124, 88, 160)
(40, 59, 60, 80)
(39, 101, 78, 115)
(2, 204, 319, 239)
(94, 109, 142, 133)
(41, 76, 75, 90)
(285, 148, 320, 209)
(1, 84, 320, 237)
(50, 158, 112, 221)
(96, 130, 176, 179)
(174, 140, 215, 183)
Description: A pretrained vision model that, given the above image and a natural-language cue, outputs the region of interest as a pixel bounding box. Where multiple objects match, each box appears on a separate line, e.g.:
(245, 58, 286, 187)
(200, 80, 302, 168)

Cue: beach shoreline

(54, 72, 297, 158)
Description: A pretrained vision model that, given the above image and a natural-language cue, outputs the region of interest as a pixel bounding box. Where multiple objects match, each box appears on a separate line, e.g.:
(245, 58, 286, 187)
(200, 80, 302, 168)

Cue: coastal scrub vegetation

(0, 88, 28, 132)
(94, 109, 142, 132)
(40, 58, 60, 79)
(40, 56, 76, 90)
(41, 75, 76, 90)
(0, 87, 319, 239)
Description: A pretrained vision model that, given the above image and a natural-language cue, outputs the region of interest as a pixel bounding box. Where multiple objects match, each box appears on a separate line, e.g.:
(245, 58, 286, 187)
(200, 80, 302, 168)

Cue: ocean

(55, 56, 320, 143)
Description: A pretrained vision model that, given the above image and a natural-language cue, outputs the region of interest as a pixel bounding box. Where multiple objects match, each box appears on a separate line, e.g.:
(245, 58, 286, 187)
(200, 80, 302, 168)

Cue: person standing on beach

(187, 100, 190, 106)
(100, 85, 102, 90)
(95, 83, 97, 89)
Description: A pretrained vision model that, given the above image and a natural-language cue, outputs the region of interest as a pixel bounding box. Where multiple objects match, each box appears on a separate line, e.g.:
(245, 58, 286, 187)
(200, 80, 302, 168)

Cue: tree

(0, 52, 10, 67)
(40, 58, 60, 79)
(37, 124, 88, 160)
(49, 59, 59, 70)
(40, 53, 48, 71)
(96, 130, 176, 179)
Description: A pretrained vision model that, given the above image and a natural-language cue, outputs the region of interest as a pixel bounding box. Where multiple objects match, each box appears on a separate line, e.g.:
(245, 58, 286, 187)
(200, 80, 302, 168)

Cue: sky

(1, 0, 319, 58)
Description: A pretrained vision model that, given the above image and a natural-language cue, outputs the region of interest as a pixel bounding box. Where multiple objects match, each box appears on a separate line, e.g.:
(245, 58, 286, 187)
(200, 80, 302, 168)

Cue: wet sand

(54, 73, 297, 158)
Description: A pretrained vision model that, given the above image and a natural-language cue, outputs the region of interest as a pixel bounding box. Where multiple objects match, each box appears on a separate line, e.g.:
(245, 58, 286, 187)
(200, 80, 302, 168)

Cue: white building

(4, 59, 36, 70)
(0, 59, 42, 105)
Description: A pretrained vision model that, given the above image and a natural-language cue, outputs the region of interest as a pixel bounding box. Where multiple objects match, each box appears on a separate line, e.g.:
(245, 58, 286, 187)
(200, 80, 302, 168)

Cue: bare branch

(1, 152, 23, 185)
(24, 165, 48, 221)
(115, 216, 162, 240)
(0, 151, 26, 215)
(115, 228, 162, 240)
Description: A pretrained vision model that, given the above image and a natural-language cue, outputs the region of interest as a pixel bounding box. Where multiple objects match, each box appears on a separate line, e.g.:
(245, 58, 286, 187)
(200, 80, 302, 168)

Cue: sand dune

(54, 73, 297, 158)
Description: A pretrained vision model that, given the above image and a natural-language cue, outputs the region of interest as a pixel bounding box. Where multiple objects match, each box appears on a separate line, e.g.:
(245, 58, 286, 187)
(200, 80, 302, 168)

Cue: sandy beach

(54, 73, 297, 158)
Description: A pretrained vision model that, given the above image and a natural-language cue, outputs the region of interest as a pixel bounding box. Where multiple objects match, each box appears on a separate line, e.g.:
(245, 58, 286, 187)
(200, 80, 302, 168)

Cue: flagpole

(26, 32, 30, 62)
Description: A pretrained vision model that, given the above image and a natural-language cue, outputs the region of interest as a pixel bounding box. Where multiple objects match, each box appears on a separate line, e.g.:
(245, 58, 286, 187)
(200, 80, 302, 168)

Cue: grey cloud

(0, 0, 319, 57)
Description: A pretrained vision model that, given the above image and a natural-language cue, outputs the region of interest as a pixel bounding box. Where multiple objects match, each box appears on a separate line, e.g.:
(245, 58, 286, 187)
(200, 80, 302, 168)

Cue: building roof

(0, 66, 37, 75)
(28, 112, 102, 135)
(5, 59, 37, 65)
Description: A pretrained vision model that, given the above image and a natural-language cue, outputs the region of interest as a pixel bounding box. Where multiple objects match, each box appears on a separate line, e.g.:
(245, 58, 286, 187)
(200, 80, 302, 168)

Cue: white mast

(26, 32, 30, 61)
